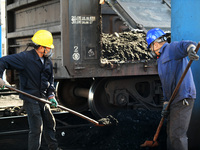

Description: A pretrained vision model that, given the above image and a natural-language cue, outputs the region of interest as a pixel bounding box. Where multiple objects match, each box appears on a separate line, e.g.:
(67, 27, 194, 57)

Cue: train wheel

(88, 78, 121, 118)
(57, 79, 90, 112)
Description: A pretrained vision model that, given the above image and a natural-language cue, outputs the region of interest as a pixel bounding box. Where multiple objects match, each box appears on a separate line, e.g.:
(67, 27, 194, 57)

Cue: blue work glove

(188, 46, 199, 61)
(161, 101, 169, 118)
(0, 78, 5, 90)
(49, 97, 58, 107)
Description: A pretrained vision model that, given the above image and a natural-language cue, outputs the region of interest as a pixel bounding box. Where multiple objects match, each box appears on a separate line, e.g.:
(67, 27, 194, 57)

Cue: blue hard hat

(146, 28, 166, 48)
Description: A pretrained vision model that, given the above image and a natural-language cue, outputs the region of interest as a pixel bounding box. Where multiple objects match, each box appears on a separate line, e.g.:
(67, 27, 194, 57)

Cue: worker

(0, 30, 60, 150)
(146, 28, 199, 150)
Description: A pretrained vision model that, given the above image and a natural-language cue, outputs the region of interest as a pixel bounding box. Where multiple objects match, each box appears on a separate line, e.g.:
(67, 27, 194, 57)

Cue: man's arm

(0, 52, 26, 77)
(46, 60, 58, 107)
(172, 41, 197, 60)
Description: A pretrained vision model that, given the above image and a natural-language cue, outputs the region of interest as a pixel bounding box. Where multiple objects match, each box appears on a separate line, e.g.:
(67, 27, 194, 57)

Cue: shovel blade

(140, 140, 159, 147)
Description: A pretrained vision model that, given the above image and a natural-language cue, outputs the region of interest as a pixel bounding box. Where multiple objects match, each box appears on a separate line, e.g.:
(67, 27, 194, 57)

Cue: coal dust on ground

(57, 110, 167, 150)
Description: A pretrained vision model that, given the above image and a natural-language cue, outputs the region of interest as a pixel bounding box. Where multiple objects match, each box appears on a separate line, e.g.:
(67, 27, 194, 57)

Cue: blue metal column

(171, 0, 200, 149)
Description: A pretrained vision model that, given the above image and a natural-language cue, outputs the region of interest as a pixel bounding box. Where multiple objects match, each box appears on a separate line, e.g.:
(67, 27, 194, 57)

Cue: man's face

(150, 42, 160, 56)
(43, 47, 53, 58)
(44, 47, 51, 53)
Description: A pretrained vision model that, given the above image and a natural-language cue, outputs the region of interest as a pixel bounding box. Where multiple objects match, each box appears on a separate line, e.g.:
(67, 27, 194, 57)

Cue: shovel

(4, 85, 118, 127)
(141, 42, 200, 147)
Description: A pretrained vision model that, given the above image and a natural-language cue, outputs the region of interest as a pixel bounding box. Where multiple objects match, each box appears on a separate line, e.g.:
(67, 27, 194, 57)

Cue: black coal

(101, 31, 152, 63)
(97, 115, 119, 126)
(56, 110, 167, 150)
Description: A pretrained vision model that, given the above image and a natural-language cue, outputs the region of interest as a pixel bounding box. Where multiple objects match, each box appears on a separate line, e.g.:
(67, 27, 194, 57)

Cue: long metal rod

(5, 85, 103, 126)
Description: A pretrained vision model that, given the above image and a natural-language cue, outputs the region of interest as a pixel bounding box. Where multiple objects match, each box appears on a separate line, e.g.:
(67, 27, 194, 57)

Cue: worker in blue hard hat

(146, 28, 199, 150)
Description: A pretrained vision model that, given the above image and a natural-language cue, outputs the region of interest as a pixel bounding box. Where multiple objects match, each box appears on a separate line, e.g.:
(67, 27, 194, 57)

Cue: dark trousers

(24, 101, 58, 150)
(167, 98, 194, 150)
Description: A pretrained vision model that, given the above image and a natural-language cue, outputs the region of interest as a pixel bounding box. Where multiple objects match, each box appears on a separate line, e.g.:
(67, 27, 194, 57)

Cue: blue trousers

(24, 101, 58, 150)
(167, 98, 194, 150)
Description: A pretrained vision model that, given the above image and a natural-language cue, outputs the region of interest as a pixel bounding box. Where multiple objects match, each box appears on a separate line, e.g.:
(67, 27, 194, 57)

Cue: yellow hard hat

(32, 30, 54, 49)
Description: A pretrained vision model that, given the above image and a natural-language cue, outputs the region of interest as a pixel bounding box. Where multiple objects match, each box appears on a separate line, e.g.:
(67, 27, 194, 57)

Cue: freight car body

(5, 0, 171, 118)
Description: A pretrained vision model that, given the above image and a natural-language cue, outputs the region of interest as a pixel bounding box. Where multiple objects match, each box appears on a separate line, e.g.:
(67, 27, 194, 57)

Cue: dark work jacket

(0, 49, 55, 103)
(157, 41, 196, 104)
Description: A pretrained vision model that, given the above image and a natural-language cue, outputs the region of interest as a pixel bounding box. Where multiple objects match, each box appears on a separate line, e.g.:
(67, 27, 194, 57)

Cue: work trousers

(24, 101, 58, 150)
(167, 98, 194, 150)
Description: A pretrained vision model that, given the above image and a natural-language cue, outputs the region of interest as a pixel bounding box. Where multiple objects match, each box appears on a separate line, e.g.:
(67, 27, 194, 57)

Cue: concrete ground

(0, 94, 23, 108)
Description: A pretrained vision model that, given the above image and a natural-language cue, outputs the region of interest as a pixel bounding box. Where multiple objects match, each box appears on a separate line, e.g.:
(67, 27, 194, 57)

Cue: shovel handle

(5, 85, 102, 126)
(153, 42, 200, 142)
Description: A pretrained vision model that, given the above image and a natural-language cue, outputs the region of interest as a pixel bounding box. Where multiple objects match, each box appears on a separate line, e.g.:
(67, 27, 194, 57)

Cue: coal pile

(101, 31, 153, 64)
(57, 110, 167, 150)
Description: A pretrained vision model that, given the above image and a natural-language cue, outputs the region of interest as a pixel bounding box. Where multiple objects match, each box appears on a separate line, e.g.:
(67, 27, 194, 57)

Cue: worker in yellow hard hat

(32, 29, 54, 58)
(0, 30, 61, 150)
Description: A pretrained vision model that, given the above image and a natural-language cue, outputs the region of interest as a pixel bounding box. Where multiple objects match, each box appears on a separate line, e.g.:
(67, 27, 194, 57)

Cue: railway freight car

(5, 0, 171, 118)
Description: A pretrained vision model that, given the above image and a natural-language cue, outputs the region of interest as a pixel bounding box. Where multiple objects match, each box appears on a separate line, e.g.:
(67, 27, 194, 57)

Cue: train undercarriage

(57, 75, 163, 118)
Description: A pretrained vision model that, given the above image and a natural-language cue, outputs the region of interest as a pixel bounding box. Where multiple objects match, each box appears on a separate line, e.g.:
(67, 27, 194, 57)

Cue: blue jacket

(0, 49, 55, 103)
(157, 41, 196, 103)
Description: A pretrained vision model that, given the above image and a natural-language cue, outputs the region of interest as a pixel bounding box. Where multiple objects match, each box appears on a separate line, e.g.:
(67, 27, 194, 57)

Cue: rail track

(0, 88, 18, 96)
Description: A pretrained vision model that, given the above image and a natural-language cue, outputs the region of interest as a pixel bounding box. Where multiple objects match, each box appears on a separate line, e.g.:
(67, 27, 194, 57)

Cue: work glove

(49, 96, 58, 107)
(0, 78, 5, 89)
(161, 101, 169, 118)
(188, 46, 199, 61)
